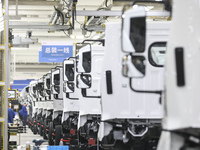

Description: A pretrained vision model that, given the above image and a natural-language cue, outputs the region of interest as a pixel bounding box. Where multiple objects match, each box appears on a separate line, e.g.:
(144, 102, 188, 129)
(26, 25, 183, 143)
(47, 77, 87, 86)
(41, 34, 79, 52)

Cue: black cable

(105, 0, 108, 7)
(62, 0, 68, 5)
(54, 6, 64, 25)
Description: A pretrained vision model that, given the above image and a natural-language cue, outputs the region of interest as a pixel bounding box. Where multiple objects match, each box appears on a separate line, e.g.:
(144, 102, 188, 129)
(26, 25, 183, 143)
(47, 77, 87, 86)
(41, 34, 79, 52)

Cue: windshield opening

(82, 51, 91, 73)
(46, 78, 50, 89)
(65, 64, 74, 81)
(54, 74, 60, 85)
(130, 17, 146, 52)
(149, 42, 167, 67)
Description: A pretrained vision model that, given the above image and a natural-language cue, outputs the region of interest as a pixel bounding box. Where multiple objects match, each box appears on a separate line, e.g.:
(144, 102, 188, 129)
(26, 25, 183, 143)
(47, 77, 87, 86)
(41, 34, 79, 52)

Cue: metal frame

(0, 86, 5, 119)
(9, 22, 71, 31)
(69, 10, 122, 16)
(68, 10, 170, 17)
(0, 121, 5, 150)
(2, 0, 9, 149)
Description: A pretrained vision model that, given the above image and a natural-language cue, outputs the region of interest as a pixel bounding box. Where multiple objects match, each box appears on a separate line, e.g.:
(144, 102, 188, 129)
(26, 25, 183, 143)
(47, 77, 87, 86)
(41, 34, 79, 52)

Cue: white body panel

(53, 100, 63, 112)
(42, 101, 47, 116)
(162, 0, 200, 130)
(62, 91, 80, 121)
(101, 22, 170, 121)
(33, 99, 38, 117)
(79, 97, 101, 116)
(62, 100, 79, 122)
(46, 101, 53, 110)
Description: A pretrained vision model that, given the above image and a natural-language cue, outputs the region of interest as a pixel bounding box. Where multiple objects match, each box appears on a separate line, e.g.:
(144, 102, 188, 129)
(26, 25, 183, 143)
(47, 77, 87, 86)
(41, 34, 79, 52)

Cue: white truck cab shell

(29, 81, 38, 118)
(162, 0, 200, 130)
(99, 12, 170, 148)
(76, 44, 105, 128)
(51, 67, 63, 119)
(43, 73, 53, 114)
(62, 57, 80, 122)
(101, 21, 170, 121)
(158, 0, 200, 150)
(37, 78, 45, 117)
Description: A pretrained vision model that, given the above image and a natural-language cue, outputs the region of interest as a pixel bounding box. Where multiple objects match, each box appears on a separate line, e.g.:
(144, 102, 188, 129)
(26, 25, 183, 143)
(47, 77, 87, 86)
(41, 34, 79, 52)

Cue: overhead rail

(9, 22, 71, 31)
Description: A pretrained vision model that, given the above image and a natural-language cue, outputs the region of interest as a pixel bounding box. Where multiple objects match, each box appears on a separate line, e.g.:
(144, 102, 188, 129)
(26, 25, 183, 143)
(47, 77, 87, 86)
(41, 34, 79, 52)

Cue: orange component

(70, 129, 76, 135)
(52, 133, 55, 136)
(34, 121, 36, 123)
(41, 125, 44, 127)
(88, 138, 96, 146)
(60, 139, 70, 142)
(37, 123, 40, 125)
(46, 129, 49, 131)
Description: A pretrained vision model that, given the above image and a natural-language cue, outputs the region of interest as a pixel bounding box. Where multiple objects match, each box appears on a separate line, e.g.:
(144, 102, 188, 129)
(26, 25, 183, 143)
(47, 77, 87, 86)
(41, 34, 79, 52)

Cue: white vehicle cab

(29, 81, 37, 119)
(48, 66, 64, 145)
(42, 73, 54, 140)
(20, 86, 31, 125)
(36, 77, 46, 136)
(61, 57, 80, 146)
(158, 0, 200, 149)
(21, 86, 33, 128)
(99, 3, 170, 150)
(28, 80, 39, 134)
(76, 40, 105, 149)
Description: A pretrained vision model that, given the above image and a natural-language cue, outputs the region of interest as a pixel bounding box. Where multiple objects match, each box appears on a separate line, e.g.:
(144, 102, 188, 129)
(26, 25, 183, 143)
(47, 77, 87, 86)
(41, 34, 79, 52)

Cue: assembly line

(4, 0, 200, 150)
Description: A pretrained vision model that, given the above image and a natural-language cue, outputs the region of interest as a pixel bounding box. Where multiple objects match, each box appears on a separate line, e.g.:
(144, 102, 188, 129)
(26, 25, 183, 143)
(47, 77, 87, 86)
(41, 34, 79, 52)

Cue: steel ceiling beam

(69, 10, 122, 16)
(68, 10, 170, 17)
(9, 22, 71, 31)
(9, 0, 59, 6)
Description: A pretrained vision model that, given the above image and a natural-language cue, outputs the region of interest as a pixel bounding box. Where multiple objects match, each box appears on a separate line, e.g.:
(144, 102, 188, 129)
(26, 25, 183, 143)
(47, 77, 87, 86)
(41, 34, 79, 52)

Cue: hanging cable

(54, 6, 64, 25)
(105, 0, 108, 7)
(62, 0, 68, 5)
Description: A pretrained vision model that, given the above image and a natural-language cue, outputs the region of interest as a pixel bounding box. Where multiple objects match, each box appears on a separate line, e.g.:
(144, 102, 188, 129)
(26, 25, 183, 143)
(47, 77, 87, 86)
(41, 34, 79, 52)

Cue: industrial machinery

(76, 42, 105, 149)
(157, 0, 200, 149)
(48, 67, 64, 145)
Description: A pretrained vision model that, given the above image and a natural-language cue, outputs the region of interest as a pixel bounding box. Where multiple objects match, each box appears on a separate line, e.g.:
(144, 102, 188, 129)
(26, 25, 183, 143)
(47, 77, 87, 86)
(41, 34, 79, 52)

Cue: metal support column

(4, 0, 9, 149)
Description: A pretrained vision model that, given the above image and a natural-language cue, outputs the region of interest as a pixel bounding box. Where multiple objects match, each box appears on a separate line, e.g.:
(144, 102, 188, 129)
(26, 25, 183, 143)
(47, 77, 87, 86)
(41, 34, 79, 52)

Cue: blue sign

(39, 51, 68, 62)
(39, 42, 73, 62)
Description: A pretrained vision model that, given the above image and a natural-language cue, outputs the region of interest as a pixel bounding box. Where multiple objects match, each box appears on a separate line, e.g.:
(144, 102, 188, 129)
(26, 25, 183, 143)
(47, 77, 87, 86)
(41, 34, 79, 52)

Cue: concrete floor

(10, 126, 48, 149)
